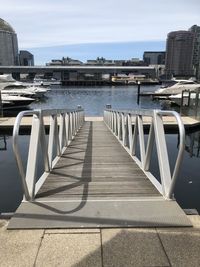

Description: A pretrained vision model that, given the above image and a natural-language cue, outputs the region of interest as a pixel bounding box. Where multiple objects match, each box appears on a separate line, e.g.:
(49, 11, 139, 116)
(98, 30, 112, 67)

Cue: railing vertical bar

(138, 115, 145, 168)
(25, 114, 41, 200)
(144, 120, 154, 171)
(40, 113, 50, 172)
(132, 115, 138, 156)
(153, 111, 172, 197)
(128, 114, 133, 154)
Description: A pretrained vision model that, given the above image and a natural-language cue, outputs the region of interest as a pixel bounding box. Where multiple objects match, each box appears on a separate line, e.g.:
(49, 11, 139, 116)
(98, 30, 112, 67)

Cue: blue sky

(0, 0, 199, 65)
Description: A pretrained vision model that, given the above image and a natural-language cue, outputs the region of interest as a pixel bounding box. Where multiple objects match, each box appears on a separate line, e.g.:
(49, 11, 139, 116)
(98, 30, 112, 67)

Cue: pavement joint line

(156, 228, 172, 267)
(44, 232, 100, 235)
(100, 229, 104, 267)
(33, 229, 45, 267)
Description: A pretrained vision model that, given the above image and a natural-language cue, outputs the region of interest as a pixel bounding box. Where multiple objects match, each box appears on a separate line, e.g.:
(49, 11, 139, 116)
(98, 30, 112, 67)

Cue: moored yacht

(0, 74, 50, 98)
(156, 79, 200, 94)
(1, 94, 35, 109)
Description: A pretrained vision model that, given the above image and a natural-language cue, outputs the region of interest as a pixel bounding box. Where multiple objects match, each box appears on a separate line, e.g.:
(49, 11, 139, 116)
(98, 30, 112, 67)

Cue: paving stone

(157, 228, 200, 267)
(101, 228, 170, 267)
(35, 233, 102, 267)
(0, 220, 44, 267)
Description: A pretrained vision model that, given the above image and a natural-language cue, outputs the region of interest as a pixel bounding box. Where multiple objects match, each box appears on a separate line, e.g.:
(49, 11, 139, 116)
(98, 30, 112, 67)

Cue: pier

(1, 108, 200, 266)
(7, 108, 192, 229)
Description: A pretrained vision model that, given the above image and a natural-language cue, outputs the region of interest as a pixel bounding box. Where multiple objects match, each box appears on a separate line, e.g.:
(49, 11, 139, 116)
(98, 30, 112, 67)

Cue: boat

(1, 94, 35, 109)
(111, 74, 159, 85)
(34, 77, 61, 86)
(0, 74, 50, 99)
(156, 79, 200, 94)
(169, 91, 198, 106)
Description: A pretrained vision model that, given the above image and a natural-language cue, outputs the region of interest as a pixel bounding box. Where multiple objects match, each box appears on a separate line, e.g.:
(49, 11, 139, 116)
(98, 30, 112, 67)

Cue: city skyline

(0, 0, 200, 64)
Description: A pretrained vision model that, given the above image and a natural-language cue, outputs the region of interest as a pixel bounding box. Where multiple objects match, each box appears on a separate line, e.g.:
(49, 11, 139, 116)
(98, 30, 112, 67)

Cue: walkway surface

(9, 120, 191, 228)
(1, 216, 200, 267)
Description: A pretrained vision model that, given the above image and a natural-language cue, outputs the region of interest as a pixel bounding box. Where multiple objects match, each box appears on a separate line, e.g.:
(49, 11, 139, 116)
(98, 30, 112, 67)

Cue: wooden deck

(36, 121, 159, 201)
(8, 120, 192, 229)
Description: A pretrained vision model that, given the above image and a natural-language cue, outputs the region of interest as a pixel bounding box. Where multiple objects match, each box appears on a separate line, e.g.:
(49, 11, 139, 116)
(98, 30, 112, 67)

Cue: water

(0, 85, 200, 213)
(30, 85, 162, 115)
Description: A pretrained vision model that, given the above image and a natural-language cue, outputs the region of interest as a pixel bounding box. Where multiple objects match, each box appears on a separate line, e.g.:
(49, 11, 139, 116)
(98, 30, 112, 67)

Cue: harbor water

(0, 85, 200, 213)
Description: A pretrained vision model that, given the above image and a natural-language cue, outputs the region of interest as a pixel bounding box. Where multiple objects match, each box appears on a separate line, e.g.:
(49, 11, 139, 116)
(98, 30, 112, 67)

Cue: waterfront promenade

(0, 215, 200, 266)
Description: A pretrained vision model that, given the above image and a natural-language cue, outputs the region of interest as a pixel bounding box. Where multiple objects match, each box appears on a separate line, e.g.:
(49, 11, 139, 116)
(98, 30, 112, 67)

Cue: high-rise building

(189, 25, 200, 80)
(165, 31, 194, 77)
(19, 50, 34, 66)
(143, 51, 165, 65)
(0, 18, 19, 66)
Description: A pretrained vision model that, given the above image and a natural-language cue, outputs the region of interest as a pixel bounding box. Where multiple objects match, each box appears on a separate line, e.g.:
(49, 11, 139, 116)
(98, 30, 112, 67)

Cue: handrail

(104, 109, 185, 199)
(13, 108, 85, 201)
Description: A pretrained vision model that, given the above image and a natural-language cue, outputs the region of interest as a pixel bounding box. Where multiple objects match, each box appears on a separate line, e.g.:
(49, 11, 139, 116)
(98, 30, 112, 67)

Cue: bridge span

(8, 108, 191, 229)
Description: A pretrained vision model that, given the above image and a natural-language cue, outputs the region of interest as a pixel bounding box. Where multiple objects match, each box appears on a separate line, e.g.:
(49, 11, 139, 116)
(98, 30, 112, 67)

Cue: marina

(0, 85, 200, 216)
(7, 108, 191, 228)
(0, 4, 200, 266)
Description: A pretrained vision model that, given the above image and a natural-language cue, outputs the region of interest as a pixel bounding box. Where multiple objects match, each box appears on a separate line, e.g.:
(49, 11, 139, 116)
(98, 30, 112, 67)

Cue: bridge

(8, 108, 191, 229)
(0, 65, 155, 74)
(0, 65, 156, 83)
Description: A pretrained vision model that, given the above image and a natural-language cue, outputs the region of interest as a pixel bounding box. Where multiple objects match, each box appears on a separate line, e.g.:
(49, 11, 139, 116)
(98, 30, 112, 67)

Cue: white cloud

(0, 0, 199, 48)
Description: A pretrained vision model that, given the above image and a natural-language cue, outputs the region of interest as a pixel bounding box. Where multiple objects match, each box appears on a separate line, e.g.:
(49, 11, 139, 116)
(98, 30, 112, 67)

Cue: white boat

(0, 74, 50, 98)
(111, 74, 159, 85)
(34, 77, 61, 86)
(1, 94, 35, 109)
(169, 91, 198, 106)
(156, 79, 200, 94)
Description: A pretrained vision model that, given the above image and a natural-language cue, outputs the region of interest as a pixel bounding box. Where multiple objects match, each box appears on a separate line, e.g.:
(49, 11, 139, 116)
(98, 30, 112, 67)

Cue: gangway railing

(13, 108, 85, 201)
(104, 109, 185, 199)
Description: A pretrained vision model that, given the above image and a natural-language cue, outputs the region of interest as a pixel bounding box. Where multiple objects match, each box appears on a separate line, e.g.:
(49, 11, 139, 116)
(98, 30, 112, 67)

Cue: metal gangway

(8, 108, 191, 229)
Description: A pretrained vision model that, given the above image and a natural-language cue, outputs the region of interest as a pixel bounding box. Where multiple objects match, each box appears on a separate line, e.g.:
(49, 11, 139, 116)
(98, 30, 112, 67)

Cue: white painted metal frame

(13, 108, 85, 201)
(104, 109, 185, 199)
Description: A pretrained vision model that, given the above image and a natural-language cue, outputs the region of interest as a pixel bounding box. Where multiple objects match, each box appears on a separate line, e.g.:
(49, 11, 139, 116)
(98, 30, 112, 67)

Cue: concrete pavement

(0, 215, 200, 267)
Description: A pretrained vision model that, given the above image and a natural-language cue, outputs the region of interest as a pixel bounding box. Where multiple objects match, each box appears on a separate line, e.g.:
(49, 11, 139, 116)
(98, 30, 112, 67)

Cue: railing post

(127, 113, 133, 154)
(132, 116, 138, 156)
(122, 113, 128, 146)
(138, 115, 145, 169)
(144, 121, 154, 171)
(117, 112, 121, 140)
(40, 112, 50, 173)
(153, 111, 172, 197)
(59, 113, 65, 152)
(65, 112, 69, 146)
(25, 113, 41, 200)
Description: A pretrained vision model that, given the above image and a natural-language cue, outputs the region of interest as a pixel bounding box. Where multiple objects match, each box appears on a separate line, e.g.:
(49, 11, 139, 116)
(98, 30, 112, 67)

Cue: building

(19, 50, 34, 66)
(0, 18, 19, 66)
(189, 25, 200, 80)
(165, 31, 194, 77)
(47, 57, 83, 66)
(143, 51, 165, 65)
(62, 57, 83, 65)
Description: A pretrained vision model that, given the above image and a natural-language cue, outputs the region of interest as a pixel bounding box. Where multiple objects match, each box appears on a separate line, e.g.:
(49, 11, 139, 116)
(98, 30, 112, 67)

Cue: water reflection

(185, 131, 200, 158)
(0, 135, 7, 150)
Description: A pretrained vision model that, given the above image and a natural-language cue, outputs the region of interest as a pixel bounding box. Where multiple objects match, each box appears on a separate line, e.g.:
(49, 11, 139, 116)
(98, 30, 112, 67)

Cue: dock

(0, 115, 200, 131)
(8, 108, 192, 229)
(2, 108, 200, 266)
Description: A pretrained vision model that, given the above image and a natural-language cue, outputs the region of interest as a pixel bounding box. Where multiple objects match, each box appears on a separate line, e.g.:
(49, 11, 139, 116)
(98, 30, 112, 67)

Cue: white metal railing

(13, 108, 85, 201)
(104, 109, 185, 199)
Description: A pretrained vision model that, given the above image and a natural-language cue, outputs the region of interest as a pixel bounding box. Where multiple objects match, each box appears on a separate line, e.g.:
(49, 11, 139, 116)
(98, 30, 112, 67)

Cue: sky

(0, 0, 200, 65)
